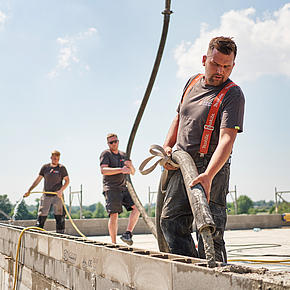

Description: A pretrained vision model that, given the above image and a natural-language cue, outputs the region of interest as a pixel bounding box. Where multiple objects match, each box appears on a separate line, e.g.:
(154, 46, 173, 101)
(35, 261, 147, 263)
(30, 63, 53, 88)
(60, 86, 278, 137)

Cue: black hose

(126, 1, 172, 158)
(125, 1, 173, 236)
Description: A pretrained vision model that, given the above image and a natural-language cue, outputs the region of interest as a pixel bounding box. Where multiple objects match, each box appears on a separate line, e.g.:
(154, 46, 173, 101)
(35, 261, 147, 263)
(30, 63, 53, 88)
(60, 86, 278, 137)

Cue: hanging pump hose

(140, 145, 217, 267)
(125, 0, 173, 238)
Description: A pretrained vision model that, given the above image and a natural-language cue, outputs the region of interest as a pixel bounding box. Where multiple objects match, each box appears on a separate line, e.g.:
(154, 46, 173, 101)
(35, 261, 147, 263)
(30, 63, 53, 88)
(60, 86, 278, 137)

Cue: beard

(207, 74, 224, 86)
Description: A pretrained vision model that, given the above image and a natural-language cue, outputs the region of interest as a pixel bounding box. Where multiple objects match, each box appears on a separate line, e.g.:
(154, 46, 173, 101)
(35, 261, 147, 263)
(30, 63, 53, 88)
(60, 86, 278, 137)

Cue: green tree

(237, 195, 253, 214)
(12, 200, 34, 220)
(0, 194, 12, 220)
(93, 202, 107, 218)
(270, 202, 290, 214)
(248, 207, 258, 214)
(226, 202, 235, 215)
(82, 210, 93, 219)
(71, 211, 80, 219)
(119, 210, 130, 218)
(87, 203, 97, 212)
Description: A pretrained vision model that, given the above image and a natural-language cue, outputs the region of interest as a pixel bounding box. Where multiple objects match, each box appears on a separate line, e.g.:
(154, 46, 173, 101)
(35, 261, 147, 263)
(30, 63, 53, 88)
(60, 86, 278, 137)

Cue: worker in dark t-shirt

(161, 37, 245, 262)
(24, 150, 70, 233)
(100, 133, 140, 245)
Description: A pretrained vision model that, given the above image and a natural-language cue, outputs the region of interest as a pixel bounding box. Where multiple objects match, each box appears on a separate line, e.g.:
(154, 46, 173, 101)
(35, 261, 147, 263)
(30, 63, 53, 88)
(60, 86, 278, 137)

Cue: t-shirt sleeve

(39, 165, 46, 177)
(60, 166, 68, 178)
(176, 76, 196, 113)
(122, 152, 129, 161)
(100, 151, 110, 166)
(220, 86, 245, 133)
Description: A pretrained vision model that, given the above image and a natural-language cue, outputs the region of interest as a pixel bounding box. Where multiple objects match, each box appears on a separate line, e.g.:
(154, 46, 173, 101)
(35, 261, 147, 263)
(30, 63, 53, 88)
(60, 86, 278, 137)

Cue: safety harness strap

(181, 73, 203, 104)
(199, 81, 237, 155)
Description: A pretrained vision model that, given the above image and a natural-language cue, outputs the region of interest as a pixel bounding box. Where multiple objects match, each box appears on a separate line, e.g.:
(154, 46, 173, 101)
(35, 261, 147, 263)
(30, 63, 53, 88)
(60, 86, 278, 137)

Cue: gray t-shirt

(39, 163, 68, 192)
(176, 75, 245, 157)
(100, 149, 128, 191)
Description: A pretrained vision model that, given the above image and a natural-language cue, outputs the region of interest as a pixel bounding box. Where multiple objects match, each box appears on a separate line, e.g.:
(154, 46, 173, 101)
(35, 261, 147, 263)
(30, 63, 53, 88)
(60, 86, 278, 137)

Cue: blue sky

(1, 0, 289, 206)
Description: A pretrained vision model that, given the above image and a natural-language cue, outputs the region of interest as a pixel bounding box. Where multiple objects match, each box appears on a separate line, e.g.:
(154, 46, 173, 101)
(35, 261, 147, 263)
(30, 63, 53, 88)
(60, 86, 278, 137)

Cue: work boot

(55, 215, 65, 234)
(36, 215, 47, 229)
(120, 231, 133, 246)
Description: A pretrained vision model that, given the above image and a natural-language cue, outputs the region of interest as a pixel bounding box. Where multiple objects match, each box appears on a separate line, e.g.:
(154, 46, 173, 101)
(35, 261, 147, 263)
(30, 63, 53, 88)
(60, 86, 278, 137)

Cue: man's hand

(121, 166, 131, 174)
(190, 173, 212, 202)
(163, 146, 178, 171)
(124, 160, 132, 168)
(56, 190, 63, 199)
(23, 192, 30, 198)
(164, 146, 172, 156)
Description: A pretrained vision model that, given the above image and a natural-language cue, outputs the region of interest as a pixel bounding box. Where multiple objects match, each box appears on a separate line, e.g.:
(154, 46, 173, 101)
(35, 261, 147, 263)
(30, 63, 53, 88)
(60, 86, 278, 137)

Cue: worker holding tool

(161, 37, 245, 262)
(100, 133, 140, 245)
(23, 150, 69, 233)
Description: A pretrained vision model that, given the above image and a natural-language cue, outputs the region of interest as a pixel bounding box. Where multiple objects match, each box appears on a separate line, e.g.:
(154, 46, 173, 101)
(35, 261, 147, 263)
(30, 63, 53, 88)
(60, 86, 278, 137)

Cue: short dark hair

(107, 133, 118, 140)
(208, 36, 237, 58)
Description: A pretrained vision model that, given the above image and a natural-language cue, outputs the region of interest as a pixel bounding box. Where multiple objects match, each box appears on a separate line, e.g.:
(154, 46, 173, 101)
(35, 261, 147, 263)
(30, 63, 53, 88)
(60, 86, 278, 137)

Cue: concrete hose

(140, 145, 217, 267)
(126, 177, 157, 238)
(171, 150, 216, 267)
(139, 145, 177, 252)
(125, 0, 172, 237)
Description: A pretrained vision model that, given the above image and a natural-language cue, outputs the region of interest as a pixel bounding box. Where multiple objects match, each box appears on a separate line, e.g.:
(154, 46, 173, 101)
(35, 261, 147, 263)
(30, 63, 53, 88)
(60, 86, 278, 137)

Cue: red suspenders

(181, 74, 203, 104)
(181, 74, 237, 155)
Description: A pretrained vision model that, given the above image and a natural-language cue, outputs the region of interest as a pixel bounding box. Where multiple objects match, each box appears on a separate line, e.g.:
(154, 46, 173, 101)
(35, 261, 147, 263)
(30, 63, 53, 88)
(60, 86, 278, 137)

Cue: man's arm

(163, 114, 180, 170)
(23, 175, 43, 197)
(124, 160, 135, 175)
(190, 128, 238, 201)
(57, 176, 70, 198)
(100, 164, 131, 175)
(163, 114, 179, 155)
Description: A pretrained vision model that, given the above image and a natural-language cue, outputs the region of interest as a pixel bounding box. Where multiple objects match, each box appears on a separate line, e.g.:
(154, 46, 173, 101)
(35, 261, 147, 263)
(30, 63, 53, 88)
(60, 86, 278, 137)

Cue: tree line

(0, 194, 289, 220)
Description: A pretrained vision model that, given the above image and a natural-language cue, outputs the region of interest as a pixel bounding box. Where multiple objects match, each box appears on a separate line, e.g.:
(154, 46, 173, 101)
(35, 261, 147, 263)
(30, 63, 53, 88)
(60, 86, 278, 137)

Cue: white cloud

(0, 10, 7, 27)
(48, 27, 97, 78)
(174, 4, 290, 83)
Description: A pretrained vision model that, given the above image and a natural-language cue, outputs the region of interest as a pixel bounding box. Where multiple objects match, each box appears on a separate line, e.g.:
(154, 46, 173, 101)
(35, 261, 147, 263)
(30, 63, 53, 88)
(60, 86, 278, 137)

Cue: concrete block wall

(0, 223, 289, 290)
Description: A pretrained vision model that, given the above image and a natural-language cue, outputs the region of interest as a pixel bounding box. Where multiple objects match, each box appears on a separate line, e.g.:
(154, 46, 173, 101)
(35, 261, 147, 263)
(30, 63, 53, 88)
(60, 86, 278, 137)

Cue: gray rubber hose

(171, 150, 216, 267)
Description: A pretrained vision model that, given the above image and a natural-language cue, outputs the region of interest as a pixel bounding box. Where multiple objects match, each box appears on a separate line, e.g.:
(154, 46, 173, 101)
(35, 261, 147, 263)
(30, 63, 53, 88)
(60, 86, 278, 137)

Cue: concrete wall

(4, 214, 289, 237)
(225, 214, 289, 230)
(0, 223, 289, 290)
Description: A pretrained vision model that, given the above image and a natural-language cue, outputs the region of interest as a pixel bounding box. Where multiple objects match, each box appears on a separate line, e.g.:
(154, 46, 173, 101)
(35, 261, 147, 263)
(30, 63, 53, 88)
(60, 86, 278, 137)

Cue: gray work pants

(160, 155, 230, 262)
(38, 194, 64, 216)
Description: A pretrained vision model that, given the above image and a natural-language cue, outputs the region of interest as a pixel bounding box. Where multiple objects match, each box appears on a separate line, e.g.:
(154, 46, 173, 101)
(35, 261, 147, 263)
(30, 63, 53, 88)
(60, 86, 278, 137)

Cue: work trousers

(37, 194, 65, 233)
(160, 155, 230, 262)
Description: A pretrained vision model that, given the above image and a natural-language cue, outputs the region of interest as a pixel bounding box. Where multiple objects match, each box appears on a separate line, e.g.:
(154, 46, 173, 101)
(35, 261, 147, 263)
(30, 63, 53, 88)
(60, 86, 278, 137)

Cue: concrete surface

(0, 223, 290, 289)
